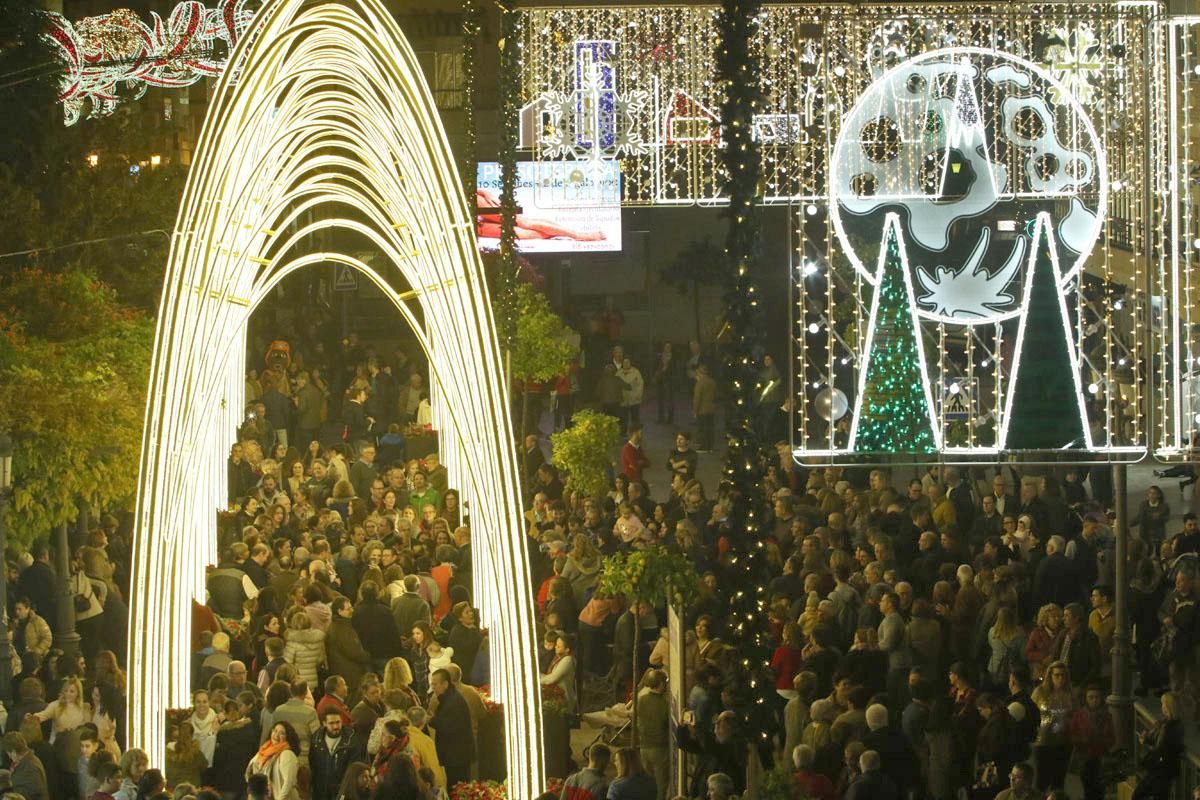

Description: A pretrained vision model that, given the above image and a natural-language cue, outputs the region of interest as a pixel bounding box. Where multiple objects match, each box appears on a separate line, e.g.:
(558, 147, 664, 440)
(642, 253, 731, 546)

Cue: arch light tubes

(126, 0, 545, 792)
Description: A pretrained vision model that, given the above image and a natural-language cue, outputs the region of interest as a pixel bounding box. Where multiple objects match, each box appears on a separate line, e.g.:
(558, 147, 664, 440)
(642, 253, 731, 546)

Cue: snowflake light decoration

(1043, 24, 1103, 107)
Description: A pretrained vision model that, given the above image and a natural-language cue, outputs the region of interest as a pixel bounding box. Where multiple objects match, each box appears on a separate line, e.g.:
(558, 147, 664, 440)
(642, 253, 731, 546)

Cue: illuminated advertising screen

(476, 160, 622, 253)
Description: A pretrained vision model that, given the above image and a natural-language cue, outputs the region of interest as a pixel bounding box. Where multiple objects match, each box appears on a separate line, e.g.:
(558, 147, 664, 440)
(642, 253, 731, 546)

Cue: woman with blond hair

(1031, 660, 1075, 791)
(382, 657, 422, 708)
(1024, 604, 1064, 681)
(1133, 691, 1186, 799)
(561, 534, 602, 606)
(282, 610, 326, 687)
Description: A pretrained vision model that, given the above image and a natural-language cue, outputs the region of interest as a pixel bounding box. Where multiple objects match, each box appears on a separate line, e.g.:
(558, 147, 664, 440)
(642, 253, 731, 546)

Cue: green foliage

(510, 284, 578, 384)
(0, 269, 154, 544)
(854, 231, 936, 454)
(760, 761, 808, 800)
(497, 7, 520, 297)
(550, 409, 620, 498)
(1005, 226, 1087, 450)
(598, 545, 701, 609)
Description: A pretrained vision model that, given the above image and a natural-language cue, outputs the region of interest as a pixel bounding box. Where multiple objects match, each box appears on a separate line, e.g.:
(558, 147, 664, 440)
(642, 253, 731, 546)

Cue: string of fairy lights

(1157, 19, 1200, 459)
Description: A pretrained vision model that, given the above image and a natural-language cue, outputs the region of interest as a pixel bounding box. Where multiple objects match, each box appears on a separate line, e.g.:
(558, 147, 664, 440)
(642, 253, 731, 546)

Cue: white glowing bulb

(807, 322, 820, 334)
(1193, 238, 1200, 250)
(1113, 300, 1123, 310)
(949, 382, 961, 395)
(1119, 358, 1127, 366)
(801, 261, 818, 276)
(1088, 383, 1100, 394)
(805, 204, 818, 216)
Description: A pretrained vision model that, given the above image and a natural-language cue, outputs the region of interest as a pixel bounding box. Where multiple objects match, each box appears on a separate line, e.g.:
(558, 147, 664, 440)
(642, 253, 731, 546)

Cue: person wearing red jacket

(621, 425, 650, 482)
(1067, 684, 1115, 800)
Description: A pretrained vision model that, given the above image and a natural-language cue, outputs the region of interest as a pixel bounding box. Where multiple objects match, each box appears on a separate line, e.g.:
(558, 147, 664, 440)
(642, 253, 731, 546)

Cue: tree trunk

(521, 389, 531, 439)
(631, 608, 640, 747)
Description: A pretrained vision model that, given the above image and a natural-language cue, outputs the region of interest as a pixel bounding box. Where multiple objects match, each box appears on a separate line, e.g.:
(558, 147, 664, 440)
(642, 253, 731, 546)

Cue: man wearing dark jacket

(429, 669, 474, 787)
(845, 750, 899, 800)
(326, 599, 372, 698)
(352, 582, 404, 670)
(861, 705, 916, 797)
(675, 710, 747, 797)
(1033, 536, 1078, 610)
(1056, 602, 1102, 687)
(16, 545, 57, 633)
(309, 707, 362, 800)
(206, 700, 259, 798)
(391, 575, 431, 637)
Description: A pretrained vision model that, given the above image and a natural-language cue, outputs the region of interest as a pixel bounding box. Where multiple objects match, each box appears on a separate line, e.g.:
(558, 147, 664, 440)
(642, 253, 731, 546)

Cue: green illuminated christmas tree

(1005, 220, 1087, 450)
(854, 225, 937, 454)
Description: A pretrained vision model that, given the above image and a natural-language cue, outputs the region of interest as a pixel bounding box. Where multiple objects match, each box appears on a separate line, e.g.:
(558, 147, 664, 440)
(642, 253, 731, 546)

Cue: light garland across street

(126, 0, 544, 791)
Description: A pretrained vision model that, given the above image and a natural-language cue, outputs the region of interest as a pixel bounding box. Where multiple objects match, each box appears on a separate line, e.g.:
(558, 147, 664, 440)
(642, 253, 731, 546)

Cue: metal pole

(52, 522, 80, 662)
(1109, 462, 1134, 751)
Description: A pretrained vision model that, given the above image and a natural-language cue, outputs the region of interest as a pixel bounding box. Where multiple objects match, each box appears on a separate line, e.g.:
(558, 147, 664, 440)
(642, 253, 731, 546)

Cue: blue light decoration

(574, 40, 617, 150)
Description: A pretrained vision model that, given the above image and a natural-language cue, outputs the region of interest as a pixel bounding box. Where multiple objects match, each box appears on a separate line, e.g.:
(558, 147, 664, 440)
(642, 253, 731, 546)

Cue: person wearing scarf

(246, 722, 300, 800)
(372, 719, 417, 783)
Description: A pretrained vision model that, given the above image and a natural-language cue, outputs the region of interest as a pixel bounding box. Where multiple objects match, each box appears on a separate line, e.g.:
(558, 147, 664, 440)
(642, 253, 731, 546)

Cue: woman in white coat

(246, 721, 301, 800)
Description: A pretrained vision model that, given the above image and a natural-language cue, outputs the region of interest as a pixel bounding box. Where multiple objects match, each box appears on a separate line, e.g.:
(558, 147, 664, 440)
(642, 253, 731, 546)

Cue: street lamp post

(0, 433, 14, 701)
(52, 519, 80, 663)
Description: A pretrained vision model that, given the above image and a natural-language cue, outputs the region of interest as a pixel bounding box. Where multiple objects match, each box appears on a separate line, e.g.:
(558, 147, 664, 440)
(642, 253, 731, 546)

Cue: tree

(550, 409, 620, 498)
(660, 237, 727, 342)
(853, 226, 937, 454)
(0, 269, 154, 544)
(598, 545, 700, 745)
(0, 0, 186, 311)
(1005, 221, 1088, 450)
(510, 283, 578, 437)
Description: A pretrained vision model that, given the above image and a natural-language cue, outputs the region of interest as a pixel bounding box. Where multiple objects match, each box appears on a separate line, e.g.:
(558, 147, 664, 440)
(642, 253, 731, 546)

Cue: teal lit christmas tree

(1004, 217, 1087, 450)
(853, 222, 937, 453)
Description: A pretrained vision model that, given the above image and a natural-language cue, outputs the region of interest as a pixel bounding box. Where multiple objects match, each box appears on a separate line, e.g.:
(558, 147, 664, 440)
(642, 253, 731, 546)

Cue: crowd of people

(1, 319, 1196, 800)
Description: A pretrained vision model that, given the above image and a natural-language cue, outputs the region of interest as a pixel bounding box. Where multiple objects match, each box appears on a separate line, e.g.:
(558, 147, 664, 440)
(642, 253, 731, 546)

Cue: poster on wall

(476, 160, 622, 253)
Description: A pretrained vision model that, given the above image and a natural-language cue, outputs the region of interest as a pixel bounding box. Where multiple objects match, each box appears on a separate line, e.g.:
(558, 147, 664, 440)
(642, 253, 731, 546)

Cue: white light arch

(126, 0, 545, 792)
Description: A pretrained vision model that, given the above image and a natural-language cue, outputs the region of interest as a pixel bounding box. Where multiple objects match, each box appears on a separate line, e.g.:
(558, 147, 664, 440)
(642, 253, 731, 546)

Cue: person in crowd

(428, 669, 473, 788)
(246, 722, 301, 800)
(561, 742, 610, 800)
(310, 705, 362, 800)
(607, 747, 656, 800)
(3, 732, 47, 800)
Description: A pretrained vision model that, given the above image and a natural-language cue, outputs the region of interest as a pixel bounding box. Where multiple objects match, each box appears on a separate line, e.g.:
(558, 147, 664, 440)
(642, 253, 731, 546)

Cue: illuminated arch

(126, 0, 544, 791)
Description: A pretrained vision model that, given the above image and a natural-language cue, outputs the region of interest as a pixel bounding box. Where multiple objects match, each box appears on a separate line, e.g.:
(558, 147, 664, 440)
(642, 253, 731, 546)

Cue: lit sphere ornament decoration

(830, 47, 1106, 326)
(813, 386, 849, 422)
